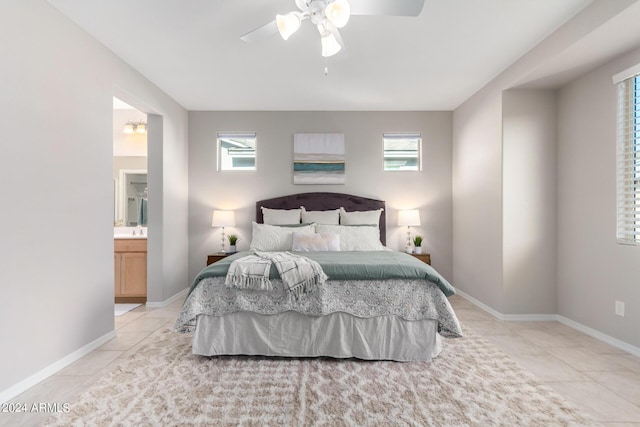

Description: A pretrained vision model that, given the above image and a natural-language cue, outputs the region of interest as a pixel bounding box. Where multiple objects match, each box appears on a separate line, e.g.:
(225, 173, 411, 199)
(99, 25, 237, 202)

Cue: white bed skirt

(193, 311, 442, 362)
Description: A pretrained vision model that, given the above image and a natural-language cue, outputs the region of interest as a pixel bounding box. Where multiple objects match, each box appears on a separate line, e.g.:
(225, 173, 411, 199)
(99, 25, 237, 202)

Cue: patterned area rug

(46, 326, 596, 426)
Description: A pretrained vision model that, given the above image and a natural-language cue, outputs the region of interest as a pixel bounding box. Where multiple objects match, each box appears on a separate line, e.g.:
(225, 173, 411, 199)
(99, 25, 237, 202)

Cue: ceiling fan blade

(349, 0, 425, 16)
(240, 20, 278, 43)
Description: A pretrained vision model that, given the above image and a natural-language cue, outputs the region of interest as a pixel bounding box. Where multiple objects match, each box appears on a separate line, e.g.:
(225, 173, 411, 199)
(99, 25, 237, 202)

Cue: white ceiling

(113, 97, 135, 110)
(49, 0, 594, 111)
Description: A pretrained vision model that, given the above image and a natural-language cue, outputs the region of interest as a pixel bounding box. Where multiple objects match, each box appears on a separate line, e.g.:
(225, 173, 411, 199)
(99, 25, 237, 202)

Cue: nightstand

(411, 253, 431, 265)
(207, 253, 230, 266)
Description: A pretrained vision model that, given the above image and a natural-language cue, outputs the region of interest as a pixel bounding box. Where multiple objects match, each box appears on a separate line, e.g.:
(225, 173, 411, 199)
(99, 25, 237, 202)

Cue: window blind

(383, 133, 422, 171)
(616, 74, 640, 244)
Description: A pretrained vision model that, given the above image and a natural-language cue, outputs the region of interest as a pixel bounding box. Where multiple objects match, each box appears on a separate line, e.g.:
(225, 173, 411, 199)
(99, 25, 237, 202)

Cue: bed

(175, 192, 462, 361)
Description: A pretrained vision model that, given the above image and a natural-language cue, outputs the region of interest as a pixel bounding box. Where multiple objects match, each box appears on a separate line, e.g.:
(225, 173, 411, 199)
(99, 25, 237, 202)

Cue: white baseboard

(1, 288, 189, 403)
(145, 287, 188, 309)
(455, 289, 557, 322)
(456, 289, 640, 357)
(557, 315, 640, 358)
(0, 329, 116, 404)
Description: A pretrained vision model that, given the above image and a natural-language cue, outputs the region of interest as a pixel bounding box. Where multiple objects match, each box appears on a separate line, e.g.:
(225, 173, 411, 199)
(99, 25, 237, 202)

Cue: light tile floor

(2, 296, 640, 426)
(452, 295, 640, 426)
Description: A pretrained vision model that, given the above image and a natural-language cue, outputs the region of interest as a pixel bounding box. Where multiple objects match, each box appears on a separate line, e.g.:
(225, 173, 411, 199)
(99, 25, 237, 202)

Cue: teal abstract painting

(293, 133, 345, 184)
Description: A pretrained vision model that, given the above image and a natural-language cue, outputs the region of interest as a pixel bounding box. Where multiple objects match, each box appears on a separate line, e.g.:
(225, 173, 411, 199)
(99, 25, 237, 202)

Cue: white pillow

(316, 224, 385, 251)
(261, 207, 301, 225)
(250, 222, 315, 251)
(339, 207, 383, 225)
(300, 206, 340, 225)
(292, 232, 341, 252)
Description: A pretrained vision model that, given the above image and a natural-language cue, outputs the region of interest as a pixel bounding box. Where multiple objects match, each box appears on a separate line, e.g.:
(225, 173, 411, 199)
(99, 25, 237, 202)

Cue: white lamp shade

(321, 32, 342, 57)
(211, 210, 236, 227)
(276, 12, 302, 40)
(397, 209, 421, 227)
(325, 0, 351, 28)
(135, 123, 147, 134)
(123, 123, 135, 134)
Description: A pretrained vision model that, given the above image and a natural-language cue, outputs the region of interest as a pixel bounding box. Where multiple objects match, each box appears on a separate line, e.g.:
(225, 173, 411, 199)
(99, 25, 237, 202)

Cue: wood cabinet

(207, 253, 229, 266)
(115, 238, 147, 303)
(411, 253, 431, 265)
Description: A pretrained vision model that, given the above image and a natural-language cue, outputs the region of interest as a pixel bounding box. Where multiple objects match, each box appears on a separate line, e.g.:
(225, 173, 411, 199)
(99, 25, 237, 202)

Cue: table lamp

(211, 210, 236, 253)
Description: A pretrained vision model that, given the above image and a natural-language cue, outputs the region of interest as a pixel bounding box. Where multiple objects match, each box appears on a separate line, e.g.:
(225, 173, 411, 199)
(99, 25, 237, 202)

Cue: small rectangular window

(616, 74, 640, 244)
(383, 133, 422, 171)
(217, 133, 257, 171)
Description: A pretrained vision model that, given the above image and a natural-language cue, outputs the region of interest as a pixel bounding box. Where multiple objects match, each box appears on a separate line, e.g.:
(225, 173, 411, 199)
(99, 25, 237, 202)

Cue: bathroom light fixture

(397, 209, 421, 253)
(212, 210, 236, 253)
(123, 121, 147, 135)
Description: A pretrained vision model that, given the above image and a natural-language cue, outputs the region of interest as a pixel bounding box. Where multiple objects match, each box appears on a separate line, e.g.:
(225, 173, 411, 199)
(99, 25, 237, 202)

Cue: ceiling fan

(240, 0, 425, 57)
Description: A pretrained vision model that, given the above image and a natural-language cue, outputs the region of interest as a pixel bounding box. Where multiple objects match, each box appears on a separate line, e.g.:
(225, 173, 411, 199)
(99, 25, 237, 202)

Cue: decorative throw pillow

(250, 222, 315, 251)
(261, 207, 302, 225)
(300, 206, 340, 225)
(316, 224, 384, 251)
(339, 207, 383, 225)
(292, 232, 340, 252)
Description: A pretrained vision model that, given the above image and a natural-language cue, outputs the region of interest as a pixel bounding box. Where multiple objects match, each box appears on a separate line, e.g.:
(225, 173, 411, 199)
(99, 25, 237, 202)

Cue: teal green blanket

(189, 250, 455, 297)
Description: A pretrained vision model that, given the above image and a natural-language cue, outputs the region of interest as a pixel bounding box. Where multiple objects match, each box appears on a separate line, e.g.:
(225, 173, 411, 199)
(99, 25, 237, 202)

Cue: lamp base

(220, 227, 226, 254)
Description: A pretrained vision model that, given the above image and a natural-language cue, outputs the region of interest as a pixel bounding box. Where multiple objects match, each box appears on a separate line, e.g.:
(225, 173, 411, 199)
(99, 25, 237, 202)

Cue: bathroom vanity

(114, 233, 147, 303)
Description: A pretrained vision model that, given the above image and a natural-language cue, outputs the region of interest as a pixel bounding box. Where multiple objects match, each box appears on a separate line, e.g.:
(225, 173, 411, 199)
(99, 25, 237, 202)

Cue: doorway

(113, 97, 148, 309)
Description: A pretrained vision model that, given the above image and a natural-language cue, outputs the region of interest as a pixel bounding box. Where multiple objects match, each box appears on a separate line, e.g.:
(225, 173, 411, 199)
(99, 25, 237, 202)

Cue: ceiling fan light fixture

(241, 0, 426, 59)
(276, 12, 302, 40)
(325, 0, 350, 28)
(321, 32, 342, 57)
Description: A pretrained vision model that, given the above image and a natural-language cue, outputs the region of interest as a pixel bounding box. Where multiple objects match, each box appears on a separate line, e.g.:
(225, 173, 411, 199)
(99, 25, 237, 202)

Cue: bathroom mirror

(115, 169, 147, 227)
(113, 96, 148, 230)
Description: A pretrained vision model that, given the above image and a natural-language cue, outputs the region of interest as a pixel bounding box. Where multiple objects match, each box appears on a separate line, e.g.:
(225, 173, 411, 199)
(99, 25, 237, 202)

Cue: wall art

(293, 133, 345, 184)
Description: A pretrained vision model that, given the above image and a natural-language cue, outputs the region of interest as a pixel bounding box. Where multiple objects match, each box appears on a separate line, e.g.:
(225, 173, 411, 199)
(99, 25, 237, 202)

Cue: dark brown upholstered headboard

(256, 192, 386, 245)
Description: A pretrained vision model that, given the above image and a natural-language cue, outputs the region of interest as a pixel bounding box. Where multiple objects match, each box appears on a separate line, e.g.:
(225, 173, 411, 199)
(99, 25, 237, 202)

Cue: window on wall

(615, 71, 640, 245)
(217, 133, 256, 171)
(383, 133, 422, 171)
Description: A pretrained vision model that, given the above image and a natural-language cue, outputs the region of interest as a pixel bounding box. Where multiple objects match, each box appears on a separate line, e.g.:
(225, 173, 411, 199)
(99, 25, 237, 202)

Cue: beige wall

(502, 89, 558, 315)
(113, 156, 147, 180)
(449, 1, 640, 355)
(557, 45, 640, 347)
(188, 111, 453, 282)
(452, 0, 639, 317)
(0, 0, 188, 399)
(452, 90, 504, 310)
(452, 88, 559, 315)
